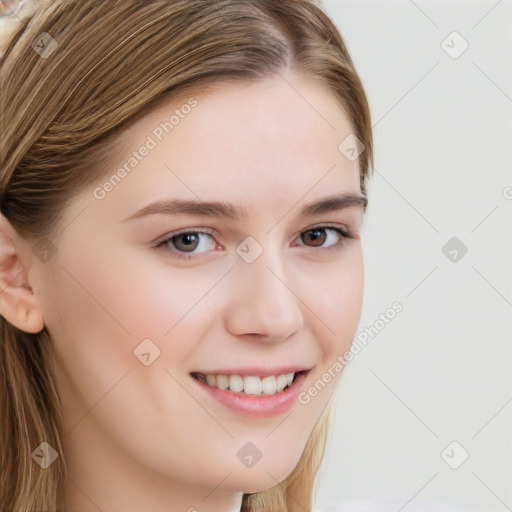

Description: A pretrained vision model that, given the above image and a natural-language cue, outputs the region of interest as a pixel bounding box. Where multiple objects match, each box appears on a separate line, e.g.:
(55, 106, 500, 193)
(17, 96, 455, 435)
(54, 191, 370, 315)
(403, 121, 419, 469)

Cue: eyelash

(153, 224, 353, 261)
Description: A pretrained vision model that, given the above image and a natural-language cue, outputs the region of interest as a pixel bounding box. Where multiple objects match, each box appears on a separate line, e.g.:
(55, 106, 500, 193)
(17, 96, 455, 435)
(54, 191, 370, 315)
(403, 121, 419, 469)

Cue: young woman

(1, 1, 374, 510)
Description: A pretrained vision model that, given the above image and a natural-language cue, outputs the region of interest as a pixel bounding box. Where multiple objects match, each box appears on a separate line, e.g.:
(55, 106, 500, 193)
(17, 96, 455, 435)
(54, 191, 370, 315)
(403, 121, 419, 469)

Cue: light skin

(0, 71, 365, 512)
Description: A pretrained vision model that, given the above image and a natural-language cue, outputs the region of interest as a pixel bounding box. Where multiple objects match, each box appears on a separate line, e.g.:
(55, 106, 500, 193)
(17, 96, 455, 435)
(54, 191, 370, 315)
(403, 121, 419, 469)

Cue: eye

(154, 228, 217, 260)
(296, 226, 351, 249)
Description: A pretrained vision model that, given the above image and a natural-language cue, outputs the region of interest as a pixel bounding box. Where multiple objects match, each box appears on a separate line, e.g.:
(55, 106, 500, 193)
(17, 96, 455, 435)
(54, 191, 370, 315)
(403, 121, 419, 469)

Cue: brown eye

(301, 228, 327, 247)
(154, 228, 218, 260)
(172, 233, 208, 252)
(297, 226, 350, 249)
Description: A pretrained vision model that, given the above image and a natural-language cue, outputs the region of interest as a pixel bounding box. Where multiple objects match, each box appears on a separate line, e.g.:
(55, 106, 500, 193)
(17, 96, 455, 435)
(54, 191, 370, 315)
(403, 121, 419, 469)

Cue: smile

(190, 369, 311, 418)
(191, 371, 301, 396)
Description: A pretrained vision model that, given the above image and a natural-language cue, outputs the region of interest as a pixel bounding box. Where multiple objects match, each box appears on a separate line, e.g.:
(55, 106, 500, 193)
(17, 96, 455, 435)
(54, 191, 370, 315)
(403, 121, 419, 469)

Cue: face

(31, 72, 365, 503)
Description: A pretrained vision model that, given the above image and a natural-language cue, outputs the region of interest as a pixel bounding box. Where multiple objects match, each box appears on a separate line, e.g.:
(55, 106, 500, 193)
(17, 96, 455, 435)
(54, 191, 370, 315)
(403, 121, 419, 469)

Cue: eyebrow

(123, 193, 368, 222)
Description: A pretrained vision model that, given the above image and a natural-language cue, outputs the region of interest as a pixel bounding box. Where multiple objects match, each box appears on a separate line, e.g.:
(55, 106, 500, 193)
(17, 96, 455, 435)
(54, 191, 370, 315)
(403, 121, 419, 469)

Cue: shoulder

(315, 500, 470, 512)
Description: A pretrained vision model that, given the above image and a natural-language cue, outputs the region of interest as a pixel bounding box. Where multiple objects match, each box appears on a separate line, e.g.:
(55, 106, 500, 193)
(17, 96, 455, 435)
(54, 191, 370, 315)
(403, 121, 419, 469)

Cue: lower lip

(191, 371, 309, 418)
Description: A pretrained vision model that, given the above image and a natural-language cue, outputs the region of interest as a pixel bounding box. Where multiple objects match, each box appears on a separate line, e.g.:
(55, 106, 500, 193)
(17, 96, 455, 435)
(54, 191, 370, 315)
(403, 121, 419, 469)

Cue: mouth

(190, 370, 307, 396)
(189, 368, 311, 418)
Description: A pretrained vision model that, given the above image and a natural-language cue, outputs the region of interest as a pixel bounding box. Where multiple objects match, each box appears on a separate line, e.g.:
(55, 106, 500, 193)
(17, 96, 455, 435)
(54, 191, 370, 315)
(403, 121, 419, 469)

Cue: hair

(0, 0, 373, 510)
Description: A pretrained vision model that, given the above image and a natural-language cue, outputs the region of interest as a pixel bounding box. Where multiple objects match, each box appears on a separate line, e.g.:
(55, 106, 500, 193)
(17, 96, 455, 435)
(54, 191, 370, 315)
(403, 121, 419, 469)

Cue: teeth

(276, 374, 288, 392)
(216, 374, 229, 390)
(261, 376, 277, 395)
(195, 372, 298, 395)
(243, 376, 262, 395)
(229, 375, 244, 393)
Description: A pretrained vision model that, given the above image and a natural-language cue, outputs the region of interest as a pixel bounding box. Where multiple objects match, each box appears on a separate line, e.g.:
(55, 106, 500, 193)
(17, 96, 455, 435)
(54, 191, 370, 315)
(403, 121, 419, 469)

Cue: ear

(0, 214, 45, 333)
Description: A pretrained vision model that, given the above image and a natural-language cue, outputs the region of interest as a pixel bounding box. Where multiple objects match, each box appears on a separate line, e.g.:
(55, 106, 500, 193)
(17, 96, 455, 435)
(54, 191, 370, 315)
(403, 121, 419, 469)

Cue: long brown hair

(0, 1, 373, 510)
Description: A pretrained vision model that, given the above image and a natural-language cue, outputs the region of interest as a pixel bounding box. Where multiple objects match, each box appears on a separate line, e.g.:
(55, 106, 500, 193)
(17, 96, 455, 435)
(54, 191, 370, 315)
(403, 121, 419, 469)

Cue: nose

(223, 248, 305, 343)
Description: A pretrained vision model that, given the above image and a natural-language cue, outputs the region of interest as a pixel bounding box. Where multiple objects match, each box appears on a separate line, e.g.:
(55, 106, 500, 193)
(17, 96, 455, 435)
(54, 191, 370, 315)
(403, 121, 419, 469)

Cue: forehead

(69, 74, 363, 227)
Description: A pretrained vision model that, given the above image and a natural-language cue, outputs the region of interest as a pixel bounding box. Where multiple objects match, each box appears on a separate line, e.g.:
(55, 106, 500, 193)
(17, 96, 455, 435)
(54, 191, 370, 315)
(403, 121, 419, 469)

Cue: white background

(316, 1, 512, 511)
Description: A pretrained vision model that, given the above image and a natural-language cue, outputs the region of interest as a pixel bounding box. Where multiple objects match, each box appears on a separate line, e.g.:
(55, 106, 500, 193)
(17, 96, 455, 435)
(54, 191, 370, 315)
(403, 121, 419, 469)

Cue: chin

(224, 456, 301, 494)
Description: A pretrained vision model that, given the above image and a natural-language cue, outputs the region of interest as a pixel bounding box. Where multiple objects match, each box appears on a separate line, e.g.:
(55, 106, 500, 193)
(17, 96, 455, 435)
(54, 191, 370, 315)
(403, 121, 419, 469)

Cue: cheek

(110, 260, 228, 350)
(52, 249, 213, 339)
(307, 246, 364, 351)
(38, 251, 196, 423)
(333, 255, 364, 336)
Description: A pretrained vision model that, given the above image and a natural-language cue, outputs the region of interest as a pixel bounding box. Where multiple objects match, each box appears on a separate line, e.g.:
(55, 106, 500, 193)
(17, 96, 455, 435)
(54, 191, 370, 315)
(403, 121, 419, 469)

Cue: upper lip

(191, 366, 312, 377)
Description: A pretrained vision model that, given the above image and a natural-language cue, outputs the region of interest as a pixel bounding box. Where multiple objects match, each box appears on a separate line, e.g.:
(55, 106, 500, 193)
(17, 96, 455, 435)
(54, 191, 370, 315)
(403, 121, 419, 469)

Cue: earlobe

(0, 214, 45, 334)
